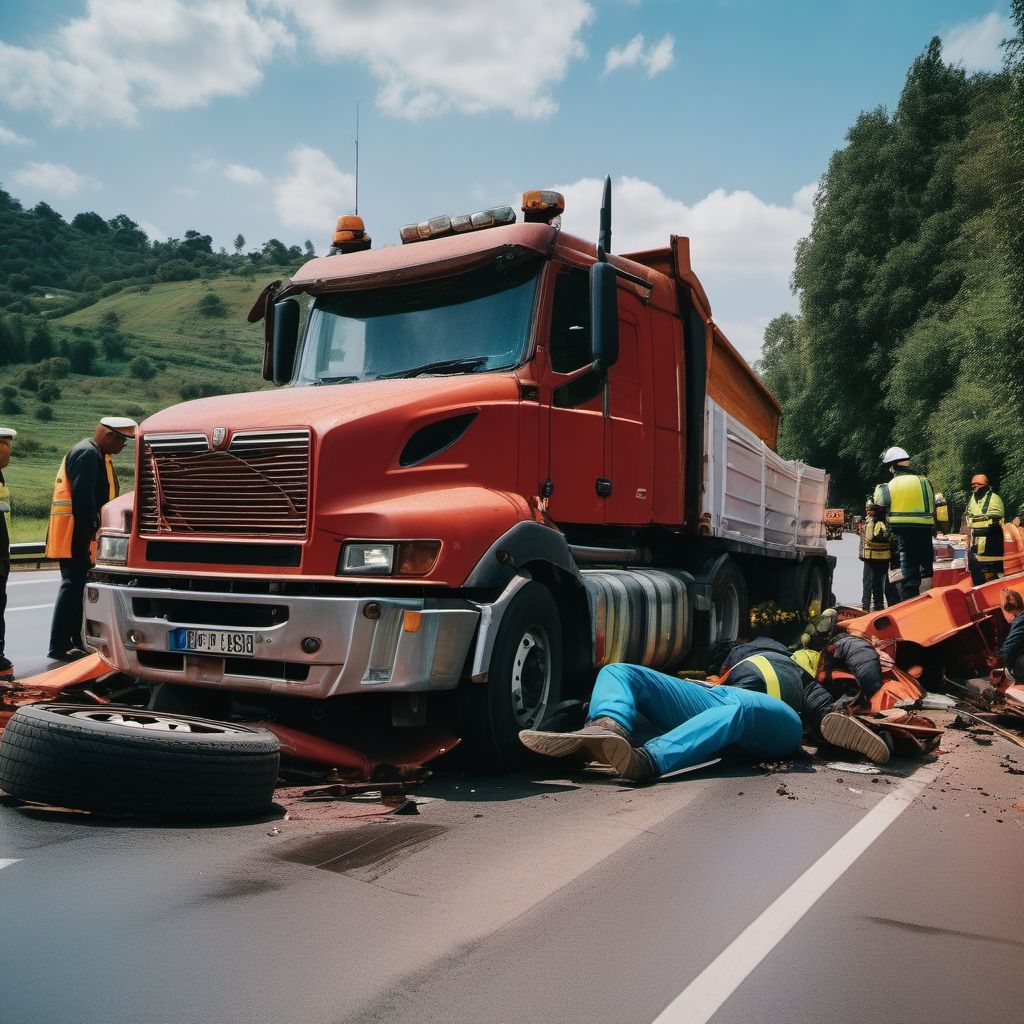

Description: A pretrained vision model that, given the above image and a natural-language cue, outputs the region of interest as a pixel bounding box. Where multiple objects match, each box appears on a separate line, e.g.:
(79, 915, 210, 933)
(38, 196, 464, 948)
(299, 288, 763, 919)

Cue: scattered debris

(825, 762, 882, 774)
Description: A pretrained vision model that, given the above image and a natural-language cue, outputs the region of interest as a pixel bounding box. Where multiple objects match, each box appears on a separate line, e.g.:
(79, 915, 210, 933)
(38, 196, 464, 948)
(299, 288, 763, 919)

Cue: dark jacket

(723, 643, 834, 733)
(827, 634, 883, 699)
(65, 438, 117, 559)
(1000, 613, 1024, 676)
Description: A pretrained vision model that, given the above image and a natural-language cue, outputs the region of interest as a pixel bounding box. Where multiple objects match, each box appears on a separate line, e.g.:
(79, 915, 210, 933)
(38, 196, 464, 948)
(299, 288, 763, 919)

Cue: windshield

(294, 255, 542, 385)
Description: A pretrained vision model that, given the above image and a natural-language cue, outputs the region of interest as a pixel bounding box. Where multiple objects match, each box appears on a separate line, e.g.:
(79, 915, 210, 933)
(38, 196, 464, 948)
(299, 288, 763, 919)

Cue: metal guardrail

(9, 542, 55, 569)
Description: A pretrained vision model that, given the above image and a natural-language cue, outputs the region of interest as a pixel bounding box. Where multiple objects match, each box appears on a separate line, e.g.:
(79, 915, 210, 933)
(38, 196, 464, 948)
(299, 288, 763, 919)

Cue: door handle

(596, 478, 613, 498)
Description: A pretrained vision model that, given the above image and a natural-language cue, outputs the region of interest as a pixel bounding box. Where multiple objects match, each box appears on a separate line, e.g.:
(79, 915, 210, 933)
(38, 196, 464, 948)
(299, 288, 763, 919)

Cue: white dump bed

(702, 399, 828, 554)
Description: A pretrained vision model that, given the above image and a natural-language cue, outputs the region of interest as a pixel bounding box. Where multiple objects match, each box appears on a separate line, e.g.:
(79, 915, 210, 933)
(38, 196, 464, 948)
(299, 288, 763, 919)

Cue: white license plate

(169, 628, 255, 657)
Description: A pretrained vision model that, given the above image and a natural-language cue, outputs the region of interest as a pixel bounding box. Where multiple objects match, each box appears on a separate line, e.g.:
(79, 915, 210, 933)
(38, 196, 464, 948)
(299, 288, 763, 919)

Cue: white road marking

(8, 604, 53, 613)
(653, 764, 938, 1024)
(0, 859, 20, 871)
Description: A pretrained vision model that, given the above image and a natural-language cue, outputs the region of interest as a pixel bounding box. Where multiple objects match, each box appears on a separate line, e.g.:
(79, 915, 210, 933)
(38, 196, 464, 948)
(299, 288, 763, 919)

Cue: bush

(124, 403, 146, 418)
(129, 355, 156, 381)
(101, 332, 127, 359)
(155, 260, 199, 283)
(17, 368, 39, 391)
(36, 356, 70, 378)
(1, 393, 22, 414)
(12, 435, 56, 457)
(197, 293, 227, 318)
(36, 381, 61, 402)
(35, 402, 54, 421)
(180, 382, 220, 400)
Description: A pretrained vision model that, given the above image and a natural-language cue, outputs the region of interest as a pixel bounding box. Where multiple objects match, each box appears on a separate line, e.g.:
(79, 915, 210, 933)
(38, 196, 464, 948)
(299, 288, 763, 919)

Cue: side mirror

(590, 261, 619, 372)
(271, 298, 300, 386)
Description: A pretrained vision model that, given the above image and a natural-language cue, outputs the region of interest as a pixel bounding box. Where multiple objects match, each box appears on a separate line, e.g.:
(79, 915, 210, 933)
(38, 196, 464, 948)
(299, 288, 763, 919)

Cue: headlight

(338, 541, 441, 577)
(96, 533, 129, 565)
(340, 542, 395, 575)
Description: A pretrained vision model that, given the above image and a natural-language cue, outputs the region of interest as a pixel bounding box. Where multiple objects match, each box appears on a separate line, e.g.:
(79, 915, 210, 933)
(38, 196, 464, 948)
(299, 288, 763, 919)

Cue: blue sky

(0, 0, 1012, 359)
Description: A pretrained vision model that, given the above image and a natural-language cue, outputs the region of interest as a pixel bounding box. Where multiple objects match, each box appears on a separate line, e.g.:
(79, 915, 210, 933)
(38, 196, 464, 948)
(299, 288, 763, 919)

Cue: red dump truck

(86, 182, 832, 765)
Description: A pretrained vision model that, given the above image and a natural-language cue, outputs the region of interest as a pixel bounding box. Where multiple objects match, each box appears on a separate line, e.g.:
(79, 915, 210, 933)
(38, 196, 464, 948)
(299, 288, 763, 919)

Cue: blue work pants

(589, 663, 803, 776)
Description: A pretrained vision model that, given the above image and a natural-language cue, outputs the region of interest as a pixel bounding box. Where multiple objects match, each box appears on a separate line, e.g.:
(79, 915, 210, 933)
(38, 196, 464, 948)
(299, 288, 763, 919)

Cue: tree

(233, 233, 245, 256)
(303, 239, 316, 258)
(68, 338, 97, 374)
(71, 211, 109, 235)
(128, 355, 156, 381)
(36, 380, 61, 402)
(29, 322, 53, 361)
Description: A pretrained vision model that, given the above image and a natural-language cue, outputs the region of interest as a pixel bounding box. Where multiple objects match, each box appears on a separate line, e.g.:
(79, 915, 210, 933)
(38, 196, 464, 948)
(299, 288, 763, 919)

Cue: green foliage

(36, 381, 61, 402)
(34, 403, 54, 422)
(129, 355, 157, 381)
(769, 33, 1024, 513)
(197, 292, 228, 318)
(68, 338, 97, 374)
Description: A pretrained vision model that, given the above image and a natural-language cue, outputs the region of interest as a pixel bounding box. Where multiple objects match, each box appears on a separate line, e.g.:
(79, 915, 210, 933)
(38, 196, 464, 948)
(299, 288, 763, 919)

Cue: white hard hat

(881, 446, 910, 465)
(100, 416, 138, 439)
(0, 427, 16, 440)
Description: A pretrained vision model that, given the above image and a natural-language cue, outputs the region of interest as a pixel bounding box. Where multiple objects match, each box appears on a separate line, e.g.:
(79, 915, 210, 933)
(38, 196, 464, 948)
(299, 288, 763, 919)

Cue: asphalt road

(1, 540, 1022, 1024)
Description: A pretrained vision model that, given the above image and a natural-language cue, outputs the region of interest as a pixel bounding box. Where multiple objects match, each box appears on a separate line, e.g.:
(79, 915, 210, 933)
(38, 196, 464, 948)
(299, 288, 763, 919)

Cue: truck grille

(138, 429, 311, 538)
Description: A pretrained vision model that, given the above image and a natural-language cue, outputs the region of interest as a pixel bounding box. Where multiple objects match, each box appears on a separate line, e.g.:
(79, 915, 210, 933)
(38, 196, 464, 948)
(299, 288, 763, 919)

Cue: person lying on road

(519, 636, 889, 784)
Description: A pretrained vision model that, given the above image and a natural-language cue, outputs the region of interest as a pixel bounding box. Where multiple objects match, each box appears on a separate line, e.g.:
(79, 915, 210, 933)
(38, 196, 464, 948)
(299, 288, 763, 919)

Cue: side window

(549, 270, 591, 373)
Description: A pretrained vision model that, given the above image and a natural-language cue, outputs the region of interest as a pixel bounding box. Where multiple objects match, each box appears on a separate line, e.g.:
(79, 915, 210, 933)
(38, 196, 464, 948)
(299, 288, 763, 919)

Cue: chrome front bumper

(84, 581, 480, 699)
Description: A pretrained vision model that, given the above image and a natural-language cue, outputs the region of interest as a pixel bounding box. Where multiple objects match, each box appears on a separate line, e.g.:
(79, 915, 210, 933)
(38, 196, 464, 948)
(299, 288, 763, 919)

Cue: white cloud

(224, 162, 266, 187)
(0, 0, 289, 127)
(604, 33, 675, 77)
(0, 121, 30, 145)
(12, 160, 88, 198)
(138, 219, 167, 240)
(943, 11, 1010, 72)
(556, 176, 815, 361)
(277, 0, 594, 119)
(274, 145, 355, 232)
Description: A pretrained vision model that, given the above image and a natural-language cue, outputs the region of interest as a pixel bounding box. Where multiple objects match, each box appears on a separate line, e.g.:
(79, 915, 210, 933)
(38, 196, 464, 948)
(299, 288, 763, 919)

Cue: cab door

(543, 266, 606, 524)
(605, 296, 653, 524)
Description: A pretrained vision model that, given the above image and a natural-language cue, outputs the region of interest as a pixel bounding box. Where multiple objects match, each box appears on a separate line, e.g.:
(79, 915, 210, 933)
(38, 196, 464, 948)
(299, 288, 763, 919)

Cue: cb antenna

(354, 100, 359, 216)
(597, 174, 611, 262)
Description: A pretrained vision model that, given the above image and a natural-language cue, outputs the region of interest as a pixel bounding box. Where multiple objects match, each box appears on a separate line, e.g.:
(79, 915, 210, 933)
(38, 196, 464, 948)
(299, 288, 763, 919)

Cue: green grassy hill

(3, 270, 290, 542)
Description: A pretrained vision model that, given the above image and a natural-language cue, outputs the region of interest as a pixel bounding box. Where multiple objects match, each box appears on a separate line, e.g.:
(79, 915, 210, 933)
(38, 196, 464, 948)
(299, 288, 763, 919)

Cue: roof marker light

(521, 190, 564, 224)
(330, 214, 372, 254)
(399, 205, 516, 244)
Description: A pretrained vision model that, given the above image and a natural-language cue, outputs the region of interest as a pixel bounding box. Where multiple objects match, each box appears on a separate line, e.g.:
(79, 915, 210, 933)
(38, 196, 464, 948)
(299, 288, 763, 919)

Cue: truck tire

(800, 559, 829, 620)
(695, 559, 748, 664)
(459, 582, 562, 771)
(0, 704, 280, 821)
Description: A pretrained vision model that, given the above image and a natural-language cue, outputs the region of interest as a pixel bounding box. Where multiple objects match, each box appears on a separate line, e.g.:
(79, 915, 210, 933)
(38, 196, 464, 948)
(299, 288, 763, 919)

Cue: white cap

(881, 445, 910, 465)
(0, 427, 16, 440)
(100, 416, 138, 439)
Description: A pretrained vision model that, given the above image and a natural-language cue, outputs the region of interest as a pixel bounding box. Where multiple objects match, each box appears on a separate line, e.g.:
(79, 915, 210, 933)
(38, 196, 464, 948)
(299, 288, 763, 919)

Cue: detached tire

(459, 582, 562, 771)
(0, 704, 280, 820)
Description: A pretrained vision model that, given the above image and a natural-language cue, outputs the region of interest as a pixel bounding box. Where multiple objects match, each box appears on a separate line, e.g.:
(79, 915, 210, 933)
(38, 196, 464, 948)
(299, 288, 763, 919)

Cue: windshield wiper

(378, 356, 489, 379)
(312, 375, 361, 385)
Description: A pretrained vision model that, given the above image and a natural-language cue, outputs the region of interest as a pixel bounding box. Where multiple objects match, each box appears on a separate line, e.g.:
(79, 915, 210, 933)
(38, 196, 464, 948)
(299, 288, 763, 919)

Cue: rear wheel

(459, 582, 562, 770)
(800, 559, 829, 619)
(695, 559, 748, 664)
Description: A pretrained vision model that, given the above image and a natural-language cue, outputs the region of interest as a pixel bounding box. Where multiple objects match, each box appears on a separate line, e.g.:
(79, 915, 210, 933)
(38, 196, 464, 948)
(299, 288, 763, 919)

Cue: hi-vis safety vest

(861, 519, 892, 560)
(968, 490, 1005, 563)
(0, 478, 10, 551)
(873, 474, 935, 527)
(44, 453, 117, 560)
(734, 654, 783, 701)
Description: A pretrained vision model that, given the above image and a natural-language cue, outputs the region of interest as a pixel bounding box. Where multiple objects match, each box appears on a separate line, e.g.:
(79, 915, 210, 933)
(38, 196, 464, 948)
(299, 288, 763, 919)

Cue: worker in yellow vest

(873, 446, 936, 601)
(966, 474, 1005, 586)
(0, 426, 16, 683)
(46, 417, 136, 662)
(860, 501, 894, 611)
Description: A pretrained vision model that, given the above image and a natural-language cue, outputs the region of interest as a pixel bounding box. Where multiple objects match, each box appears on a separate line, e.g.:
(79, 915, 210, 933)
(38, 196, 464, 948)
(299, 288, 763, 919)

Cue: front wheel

(459, 582, 562, 771)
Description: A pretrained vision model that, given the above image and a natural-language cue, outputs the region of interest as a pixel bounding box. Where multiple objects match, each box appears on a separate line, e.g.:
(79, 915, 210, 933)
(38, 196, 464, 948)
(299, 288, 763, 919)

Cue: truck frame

(85, 182, 832, 766)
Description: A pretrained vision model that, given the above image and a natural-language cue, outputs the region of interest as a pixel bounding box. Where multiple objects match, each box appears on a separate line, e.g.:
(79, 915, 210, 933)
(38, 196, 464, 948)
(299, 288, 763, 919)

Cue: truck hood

(140, 373, 523, 437)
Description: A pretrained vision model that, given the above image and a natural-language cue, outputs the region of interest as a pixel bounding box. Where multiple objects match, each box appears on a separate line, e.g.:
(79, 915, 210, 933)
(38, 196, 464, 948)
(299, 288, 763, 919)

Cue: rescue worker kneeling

(520, 629, 889, 783)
